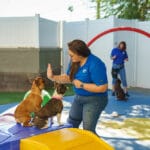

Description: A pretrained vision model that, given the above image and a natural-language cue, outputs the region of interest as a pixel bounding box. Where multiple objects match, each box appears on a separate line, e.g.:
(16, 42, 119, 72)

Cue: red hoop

(87, 27, 150, 47)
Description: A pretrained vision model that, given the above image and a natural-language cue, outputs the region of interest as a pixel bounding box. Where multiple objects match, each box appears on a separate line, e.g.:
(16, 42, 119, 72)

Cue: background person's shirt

(67, 54, 108, 96)
(111, 48, 128, 65)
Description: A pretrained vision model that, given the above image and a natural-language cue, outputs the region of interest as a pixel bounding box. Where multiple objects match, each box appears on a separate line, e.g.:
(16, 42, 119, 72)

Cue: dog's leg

(23, 120, 32, 127)
(22, 116, 32, 127)
(50, 117, 54, 125)
(41, 119, 49, 129)
(57, 113, 63, 126)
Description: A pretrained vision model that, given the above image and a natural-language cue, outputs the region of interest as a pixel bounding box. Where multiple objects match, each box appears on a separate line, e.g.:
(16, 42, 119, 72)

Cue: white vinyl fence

(0, 15, 149, 88)
(61, 17, 150, 89)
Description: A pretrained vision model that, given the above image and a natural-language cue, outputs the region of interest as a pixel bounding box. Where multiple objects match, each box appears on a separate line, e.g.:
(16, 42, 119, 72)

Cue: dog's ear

(63, 85, 67, 91)
(54, 82, 59, 88)
(34, 79, 39, 86)
(34, 76, 44, 86)
(58, 84, 67, 94)
(34, 77, 42, 86)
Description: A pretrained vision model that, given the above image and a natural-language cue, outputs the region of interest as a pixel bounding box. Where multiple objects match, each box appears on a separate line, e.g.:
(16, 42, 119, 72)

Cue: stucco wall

(0, 47, 61, 91)
(40, 48, 61, 73)
(0, 48, 39, 73)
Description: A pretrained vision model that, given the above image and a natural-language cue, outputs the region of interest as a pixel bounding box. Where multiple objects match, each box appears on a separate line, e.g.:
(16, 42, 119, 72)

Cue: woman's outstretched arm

(47, 64, 71, 83)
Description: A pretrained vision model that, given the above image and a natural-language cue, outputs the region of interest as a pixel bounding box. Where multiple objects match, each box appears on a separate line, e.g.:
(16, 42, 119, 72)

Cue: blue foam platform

(0, 122, 72, 150)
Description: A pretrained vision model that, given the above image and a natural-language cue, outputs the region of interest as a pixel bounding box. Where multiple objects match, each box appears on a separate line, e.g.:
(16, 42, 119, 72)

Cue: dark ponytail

(69, 62, 80, 81)
(68, 39, 90, 81)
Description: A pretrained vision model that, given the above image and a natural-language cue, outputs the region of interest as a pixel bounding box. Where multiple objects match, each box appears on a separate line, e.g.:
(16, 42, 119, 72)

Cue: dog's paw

(40, 125, 49, 129)
(23, 122, 33, 127)
(58, 122, 64, 126)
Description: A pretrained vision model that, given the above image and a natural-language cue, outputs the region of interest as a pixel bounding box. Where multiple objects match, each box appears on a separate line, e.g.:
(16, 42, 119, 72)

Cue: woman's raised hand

(47, 63, 53, 80)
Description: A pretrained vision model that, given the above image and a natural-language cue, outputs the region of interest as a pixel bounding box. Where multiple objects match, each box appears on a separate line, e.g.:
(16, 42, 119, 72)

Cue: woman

(110, 41, 129, 96)
(47, 39, 108, 135)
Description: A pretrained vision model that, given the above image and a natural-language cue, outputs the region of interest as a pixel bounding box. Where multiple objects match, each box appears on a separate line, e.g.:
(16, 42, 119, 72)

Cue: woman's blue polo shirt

(67, 54, 108, 96)
(111, 48, 128, 65)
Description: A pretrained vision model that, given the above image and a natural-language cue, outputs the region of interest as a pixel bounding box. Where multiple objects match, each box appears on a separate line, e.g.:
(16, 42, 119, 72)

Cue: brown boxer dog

(14, 77, 45, 126)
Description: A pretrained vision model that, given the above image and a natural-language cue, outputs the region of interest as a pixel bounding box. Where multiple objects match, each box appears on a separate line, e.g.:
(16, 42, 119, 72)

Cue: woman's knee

(82, 97, 108, 132)
(67, 115, 81, 128)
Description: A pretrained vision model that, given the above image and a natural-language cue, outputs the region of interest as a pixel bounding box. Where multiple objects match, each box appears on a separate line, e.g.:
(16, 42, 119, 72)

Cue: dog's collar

(52, 95, 62, 100)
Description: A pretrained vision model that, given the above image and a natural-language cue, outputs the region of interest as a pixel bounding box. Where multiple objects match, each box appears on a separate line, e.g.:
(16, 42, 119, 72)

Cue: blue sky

(0, 0, 95, 21)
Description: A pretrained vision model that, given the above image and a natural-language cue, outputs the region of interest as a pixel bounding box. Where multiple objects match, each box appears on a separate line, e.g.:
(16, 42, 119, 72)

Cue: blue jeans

(67, 95, 108, 134)
(112, 65, 127, 87)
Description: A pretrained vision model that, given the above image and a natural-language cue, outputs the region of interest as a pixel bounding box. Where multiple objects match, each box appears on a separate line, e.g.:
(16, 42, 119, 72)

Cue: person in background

(110, 41, 129, 97)
(47, 39, 108, 136)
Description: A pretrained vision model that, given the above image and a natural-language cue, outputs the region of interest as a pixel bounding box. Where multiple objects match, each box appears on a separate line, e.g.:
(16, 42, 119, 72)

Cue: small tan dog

(14, 77, 45, 126)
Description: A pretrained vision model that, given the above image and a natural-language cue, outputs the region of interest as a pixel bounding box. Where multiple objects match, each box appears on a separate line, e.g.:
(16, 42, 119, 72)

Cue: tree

(101, 0, 150, 21)
(91, 0, 101, 19)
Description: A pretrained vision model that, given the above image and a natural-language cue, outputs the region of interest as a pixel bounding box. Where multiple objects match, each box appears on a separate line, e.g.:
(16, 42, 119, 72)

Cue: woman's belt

(112, 63, 124, 69)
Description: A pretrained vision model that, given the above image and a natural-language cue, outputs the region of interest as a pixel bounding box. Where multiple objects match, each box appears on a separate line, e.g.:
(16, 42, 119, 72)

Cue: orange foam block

(20, 128, 114, 150)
